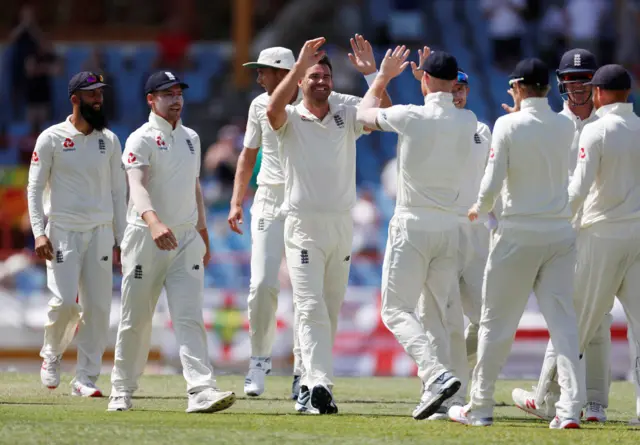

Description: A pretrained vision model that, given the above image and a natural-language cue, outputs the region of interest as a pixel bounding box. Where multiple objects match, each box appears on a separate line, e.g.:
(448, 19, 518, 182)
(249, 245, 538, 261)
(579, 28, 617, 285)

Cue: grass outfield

(0, 374, 638, 444)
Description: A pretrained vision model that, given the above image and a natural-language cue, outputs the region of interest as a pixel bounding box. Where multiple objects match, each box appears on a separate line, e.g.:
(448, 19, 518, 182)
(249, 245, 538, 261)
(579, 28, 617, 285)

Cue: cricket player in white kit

(512, 49, 613, 423)
(562, 65, 640, 426)
(108, 72, 235, 413)
(266, 38, 381, 414)
(28, 72, 126, 397)
(449, 59, 584, 428)
(357, 47, 478, 420)
(228, 35, 387, 399)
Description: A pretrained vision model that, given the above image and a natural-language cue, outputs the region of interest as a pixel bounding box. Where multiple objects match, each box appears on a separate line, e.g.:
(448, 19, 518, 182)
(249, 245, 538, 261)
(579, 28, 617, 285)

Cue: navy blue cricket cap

(144, 71, 189, 95)
(557, 49, 598, 76)
(586, 64, 632, 90)
(68, 71, 108, 98)
(509, 58, 549, 86)
(423, 51, 458, 81)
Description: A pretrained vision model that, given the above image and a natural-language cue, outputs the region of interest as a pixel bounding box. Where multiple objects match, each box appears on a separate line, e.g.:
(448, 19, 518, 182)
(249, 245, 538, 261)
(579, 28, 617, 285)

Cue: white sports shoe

(186, 388, 236, 413)
(295, 385, 312, 413)
(107, 393, 133, 412)
(244, 357, 271, 397)
(549, 416, 580, 429)
(584, 402, 607, 422)
(512, 387, 555, 420)
(40, 356, 61, 389)
(71, 380, 103, 397)
(412, 372, 461, 420)
(448, 404, 493, 426)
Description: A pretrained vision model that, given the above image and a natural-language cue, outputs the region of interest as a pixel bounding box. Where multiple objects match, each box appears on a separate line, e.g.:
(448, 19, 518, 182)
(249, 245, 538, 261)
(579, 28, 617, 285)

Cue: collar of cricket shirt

(520, 97, 550, 111)
(148, 112, 182, 134)
(62, 115, 97, 137)
(297, 99, 340, 123)
(596, 102, 634, 118)
(423, 92, 454, 106)
(562, 101, 597, 123)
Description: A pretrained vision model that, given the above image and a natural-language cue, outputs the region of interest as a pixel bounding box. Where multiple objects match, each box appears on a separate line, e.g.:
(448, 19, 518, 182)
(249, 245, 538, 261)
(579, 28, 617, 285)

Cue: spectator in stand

(352, 189, 380, 259)
(388, 0, 425, 45)
(538, 1, 568, 69)
(153, 16, 194, 72)
(82, 48, 118, 122)
(565, 0, 609, 63)
(203, 123, 242, 209)
(24, 41, 61, 127)
(481, 0, 527, 72)
(17, 121, 41, 166)
(381, 157, 397, 200)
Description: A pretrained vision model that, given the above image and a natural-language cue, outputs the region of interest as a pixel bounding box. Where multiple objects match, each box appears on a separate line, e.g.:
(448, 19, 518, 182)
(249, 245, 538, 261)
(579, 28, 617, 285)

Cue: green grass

(0, 373, 638, 444)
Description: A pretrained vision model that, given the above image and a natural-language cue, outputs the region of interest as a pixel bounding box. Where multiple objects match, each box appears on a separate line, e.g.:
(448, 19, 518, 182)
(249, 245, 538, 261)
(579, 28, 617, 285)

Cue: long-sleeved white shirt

(376, 92, 478, 228)
(122, 113, 201, 229)
(569, 102, 640, 227)
(476, 97, 575, 230)
(27, 116, 127, 243)
(244, 90, 361, 186)
(457, 121, 492, 220)
(559, 101, 598, 178)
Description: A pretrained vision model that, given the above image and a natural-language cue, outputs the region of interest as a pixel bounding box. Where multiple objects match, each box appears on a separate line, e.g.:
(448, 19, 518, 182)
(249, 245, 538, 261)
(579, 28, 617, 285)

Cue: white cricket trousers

(111, 224, 216, 395)
(419, 221, 490, 397)
(284, 212, 352, 389)
(469, 225, 584, 420)
(248, 185, 302, 374)
(382, 212, 458, 388)
(41, 223, 114, 384)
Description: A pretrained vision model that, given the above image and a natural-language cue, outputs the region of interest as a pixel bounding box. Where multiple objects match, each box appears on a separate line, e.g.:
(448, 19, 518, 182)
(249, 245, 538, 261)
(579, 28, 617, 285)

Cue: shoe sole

(107, 406, 132, 412)
(585, 416, 606, 422)
(413, 379, 461, 421)
(427, 413, 449, 421)
(72, 390, 103, 397)
(187, 393, 236, 414)
(244, 390, 263, 397)
(556, 422, 580, 429)
(311, 386, 338, 415)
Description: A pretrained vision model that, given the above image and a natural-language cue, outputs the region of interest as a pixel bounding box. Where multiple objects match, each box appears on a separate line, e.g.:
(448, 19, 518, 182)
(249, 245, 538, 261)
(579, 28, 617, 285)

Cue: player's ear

(146, 93, 154, 108)
(70, 94, 79, 106)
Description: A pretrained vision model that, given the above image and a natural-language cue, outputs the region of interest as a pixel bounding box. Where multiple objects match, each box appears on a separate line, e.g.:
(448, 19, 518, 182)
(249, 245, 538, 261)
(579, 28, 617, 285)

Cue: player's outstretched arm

(357, 45, 410, 130)
(267, 37, 326, 131)
(110, 136, 127, 247)
(347, 33, 392, 108)
(410, 46, 430, 82)
(228, 147, 258, 235)
(27, 132, 54, 261)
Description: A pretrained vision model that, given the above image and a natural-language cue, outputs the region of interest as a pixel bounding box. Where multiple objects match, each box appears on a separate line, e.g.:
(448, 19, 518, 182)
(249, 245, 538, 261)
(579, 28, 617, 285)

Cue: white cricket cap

(243, 47, 295, 70)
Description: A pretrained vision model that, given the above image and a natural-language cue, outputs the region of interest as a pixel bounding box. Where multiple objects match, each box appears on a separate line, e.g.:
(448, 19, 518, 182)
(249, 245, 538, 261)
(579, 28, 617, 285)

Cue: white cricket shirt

(123, 112, 201, 229)
(275, 100, 367, 214)
(559, 101, 598, 177)
(569, 103, 640, 227)
(377, 92, 478, 228)
(457, 121, 492, 220)
(27, 116, 127, 243)
(476, 97, 575, 230)
(244, 90, 361, 186)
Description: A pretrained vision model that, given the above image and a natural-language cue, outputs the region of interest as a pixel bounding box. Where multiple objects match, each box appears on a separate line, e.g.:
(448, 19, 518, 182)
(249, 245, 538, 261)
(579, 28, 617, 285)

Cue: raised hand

(410, 46, 431, 81)
(296, 37, 327, 71)
(501, 88, 520, 114)
(379, 45, 411, 80)
(348, 34, 377, 75)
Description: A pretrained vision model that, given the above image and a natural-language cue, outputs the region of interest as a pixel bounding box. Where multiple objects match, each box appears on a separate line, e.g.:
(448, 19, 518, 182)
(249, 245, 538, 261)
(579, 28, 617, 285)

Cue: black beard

(79, 101, 107, 131)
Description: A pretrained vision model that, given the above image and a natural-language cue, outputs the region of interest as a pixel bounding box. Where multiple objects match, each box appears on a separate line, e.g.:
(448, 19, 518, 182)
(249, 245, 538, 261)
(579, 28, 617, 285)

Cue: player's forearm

(27, 183, 46, 238)
(476, 166, 504, 214)
(230, 148, 258, 207)
(195, 179, 207, 231)
(111, 160, 127, 244)
(126, 168, 156, 224)
(357, 75, 388, 129)
(198, 227, 210, 252)
(267, 63, 306, 129)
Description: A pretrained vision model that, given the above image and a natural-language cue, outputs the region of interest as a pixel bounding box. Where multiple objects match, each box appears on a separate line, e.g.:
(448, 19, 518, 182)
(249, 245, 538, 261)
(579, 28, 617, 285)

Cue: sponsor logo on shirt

(32, 152, 39, 163)
(301, 115, 314, 122)
(579, 147, 586, 159)
(127, 153, 137, 164)
(63, 138, 75, 151)
(489, 147, 495, 159)
(156, 135, 167, 150)
(333, 112, 345, 129)
(186, 139, 195, 154)
(98, 139, 106, 154)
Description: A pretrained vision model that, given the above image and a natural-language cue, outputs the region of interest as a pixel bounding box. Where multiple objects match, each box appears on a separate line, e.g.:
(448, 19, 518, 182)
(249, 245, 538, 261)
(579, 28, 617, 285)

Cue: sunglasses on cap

(86, 74, 104, 84)
(456, 72, 469, 84)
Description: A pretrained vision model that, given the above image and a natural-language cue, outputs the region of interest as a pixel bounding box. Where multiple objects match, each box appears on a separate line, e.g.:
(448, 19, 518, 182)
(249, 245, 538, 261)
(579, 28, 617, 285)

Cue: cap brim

(242, 62, 291, 70)
(150, 81, 190, 93)
(557, 68, 596, 76)
(77, 82, 109, 91)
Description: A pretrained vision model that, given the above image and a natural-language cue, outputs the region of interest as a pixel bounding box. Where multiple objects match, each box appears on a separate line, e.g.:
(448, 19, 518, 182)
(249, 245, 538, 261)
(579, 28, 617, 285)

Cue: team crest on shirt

(474, 133, 482, 144)
(62, 138, 75, 151)
(156, 135, 168, 150)
(186, 139, 195, 154)
(98, 139, 106, 154)
(333, 112, 345, 129)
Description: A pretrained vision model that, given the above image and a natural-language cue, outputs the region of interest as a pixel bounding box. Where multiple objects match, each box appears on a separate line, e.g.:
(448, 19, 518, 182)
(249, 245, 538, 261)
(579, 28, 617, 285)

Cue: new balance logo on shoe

(301, 249, 309, 265)
(56, 251, 64, 264)
(134, 265, 143, 279)
(525, 399, 537, 410)
(474, 133, 482, 144)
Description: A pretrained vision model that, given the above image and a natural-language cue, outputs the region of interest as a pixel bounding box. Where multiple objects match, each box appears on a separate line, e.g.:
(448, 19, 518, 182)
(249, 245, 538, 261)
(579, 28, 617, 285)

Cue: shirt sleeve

(477, 117, 509, 213)
(193, 132, 202, 178)
(27, 132, 54, 238)
(376, 105, 412, 134)
(272, 105, 294, 137)
(568, 123, 602, 217)
(110, 135, 127, 245)
(243, 101, 262, 149)
(122, 133, 152, 170)
(331, 92, 362, 106)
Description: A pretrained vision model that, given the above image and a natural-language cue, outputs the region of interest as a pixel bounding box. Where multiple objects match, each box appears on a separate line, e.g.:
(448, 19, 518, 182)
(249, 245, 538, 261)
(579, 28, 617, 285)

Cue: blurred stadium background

(0, 0, 639, 379)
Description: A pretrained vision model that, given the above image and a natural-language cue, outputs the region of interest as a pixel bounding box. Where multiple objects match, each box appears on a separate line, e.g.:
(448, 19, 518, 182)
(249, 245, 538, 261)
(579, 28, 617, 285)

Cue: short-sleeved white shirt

(244, 90, 361, 186)
(377, 92, 478, 226)
(275, 100, 367, 214)
(27, 116, 125, 239)
(122, 112, 201, 229)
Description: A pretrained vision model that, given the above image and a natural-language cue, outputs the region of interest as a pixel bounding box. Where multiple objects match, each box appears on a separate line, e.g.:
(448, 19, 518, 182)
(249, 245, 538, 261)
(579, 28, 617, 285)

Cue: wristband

(364, 71, 378, 87)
